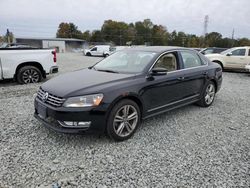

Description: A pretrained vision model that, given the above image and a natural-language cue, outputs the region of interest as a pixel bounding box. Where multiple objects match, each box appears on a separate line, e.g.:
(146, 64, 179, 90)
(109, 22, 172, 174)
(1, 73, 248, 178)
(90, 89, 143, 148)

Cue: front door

(141, 52, 189, 115)
(224, 48, 249, 69)
(90, 47, 98, 56)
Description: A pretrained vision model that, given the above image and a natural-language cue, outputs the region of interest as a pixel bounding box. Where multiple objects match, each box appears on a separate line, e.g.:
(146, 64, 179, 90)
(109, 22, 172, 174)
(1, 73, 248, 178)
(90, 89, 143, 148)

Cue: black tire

(103, 54, 109, 58)
(17, 66, 42, 84)
(86, 52, 91, 56)
(197, 81, 216, 107)
(107, 99, 141, 141)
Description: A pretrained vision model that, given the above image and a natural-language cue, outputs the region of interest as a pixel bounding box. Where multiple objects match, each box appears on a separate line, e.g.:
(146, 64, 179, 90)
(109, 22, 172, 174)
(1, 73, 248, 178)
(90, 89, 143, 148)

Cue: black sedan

(34, 47, 222, 141)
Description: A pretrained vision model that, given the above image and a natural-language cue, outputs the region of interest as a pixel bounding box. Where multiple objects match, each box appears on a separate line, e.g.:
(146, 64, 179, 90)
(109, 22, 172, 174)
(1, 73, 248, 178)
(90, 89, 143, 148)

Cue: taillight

(52, 49, 57, 63)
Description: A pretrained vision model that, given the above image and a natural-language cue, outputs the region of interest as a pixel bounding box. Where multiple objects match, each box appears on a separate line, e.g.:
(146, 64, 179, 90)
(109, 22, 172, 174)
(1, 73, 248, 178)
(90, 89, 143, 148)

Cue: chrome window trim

(148, 50, 208, 75)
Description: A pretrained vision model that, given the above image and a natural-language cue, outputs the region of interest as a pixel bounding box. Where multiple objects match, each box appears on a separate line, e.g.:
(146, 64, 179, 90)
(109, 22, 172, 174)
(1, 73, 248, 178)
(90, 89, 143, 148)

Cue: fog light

(58, 121, 91, 128)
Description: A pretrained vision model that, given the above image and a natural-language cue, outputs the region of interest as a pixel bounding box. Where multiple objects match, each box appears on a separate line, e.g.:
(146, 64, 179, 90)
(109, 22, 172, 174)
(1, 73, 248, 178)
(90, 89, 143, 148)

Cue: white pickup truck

(0, 48, 58, 84)
(205, 46, 250, 72)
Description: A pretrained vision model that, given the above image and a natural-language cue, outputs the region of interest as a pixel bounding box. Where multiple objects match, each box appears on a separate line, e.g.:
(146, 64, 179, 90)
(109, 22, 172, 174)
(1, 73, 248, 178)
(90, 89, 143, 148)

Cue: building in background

(14, 37, 86, 52)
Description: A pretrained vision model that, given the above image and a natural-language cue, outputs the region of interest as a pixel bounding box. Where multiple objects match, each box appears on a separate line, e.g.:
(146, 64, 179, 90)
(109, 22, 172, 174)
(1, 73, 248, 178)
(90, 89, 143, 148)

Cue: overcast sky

(0, 0, 249, 38)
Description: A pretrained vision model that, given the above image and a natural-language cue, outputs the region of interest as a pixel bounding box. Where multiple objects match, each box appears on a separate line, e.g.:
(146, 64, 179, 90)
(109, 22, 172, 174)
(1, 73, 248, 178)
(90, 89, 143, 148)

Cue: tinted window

(249, 49, 250, 56)
(180, 51, 203, 69)
(154, 53, 177, 72)
(231, 49, 246, 56)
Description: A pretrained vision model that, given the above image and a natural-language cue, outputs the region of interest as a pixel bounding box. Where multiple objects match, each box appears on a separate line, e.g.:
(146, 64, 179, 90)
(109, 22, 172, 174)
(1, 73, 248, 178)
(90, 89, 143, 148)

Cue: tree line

(56, 19, 250, 48)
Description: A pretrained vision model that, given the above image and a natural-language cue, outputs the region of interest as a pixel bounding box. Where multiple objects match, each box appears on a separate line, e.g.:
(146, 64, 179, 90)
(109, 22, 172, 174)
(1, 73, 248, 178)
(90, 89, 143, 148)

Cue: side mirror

(151, 67, 167, 76)
(226, 52, 232, 56)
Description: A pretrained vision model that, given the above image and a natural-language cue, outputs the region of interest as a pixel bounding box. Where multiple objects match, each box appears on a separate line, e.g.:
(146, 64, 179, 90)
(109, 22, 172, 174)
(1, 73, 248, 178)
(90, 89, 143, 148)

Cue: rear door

(224, 48, 248, 69)
(178, 50, 207, 98)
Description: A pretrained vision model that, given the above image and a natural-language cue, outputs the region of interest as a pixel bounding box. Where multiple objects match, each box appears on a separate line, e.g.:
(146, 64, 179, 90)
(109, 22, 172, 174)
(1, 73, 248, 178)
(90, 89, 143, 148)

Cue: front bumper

(34, 97, 107, 134)
(245, 65, 250, 72)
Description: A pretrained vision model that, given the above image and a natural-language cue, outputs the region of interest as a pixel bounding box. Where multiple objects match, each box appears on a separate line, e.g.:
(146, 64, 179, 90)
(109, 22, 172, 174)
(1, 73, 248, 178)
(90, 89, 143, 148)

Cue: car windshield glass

(93, 51, 156, 74)
(221, 48, 235, 55)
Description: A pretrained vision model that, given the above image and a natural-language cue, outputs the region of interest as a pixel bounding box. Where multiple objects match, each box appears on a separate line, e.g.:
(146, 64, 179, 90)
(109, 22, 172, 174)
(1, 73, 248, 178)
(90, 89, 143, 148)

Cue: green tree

(205, 32, 222, 47)
(56, 22, 82, 39)
(82, 30, 91, 41)
(90, 30, 104, 42)
(151, 25, 168, 45)
(237, 38, 250, 46)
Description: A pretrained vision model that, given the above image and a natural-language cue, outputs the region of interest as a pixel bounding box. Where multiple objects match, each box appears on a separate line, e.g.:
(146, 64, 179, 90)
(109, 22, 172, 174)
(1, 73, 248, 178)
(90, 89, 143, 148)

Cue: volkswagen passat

(34, 47, 222, 141)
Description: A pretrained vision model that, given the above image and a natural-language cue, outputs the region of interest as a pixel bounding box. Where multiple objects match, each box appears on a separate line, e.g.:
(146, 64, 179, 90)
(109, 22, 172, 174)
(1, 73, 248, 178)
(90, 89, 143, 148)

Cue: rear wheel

(17, 66, 42, 84)
(197, 81, 216, 107)
(107, 99, 141, 141)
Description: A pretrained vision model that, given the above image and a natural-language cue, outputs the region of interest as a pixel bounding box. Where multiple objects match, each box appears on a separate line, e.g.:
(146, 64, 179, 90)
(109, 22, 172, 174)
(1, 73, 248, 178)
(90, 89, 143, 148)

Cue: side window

(248, 49, 250, 56)
(180, 51, 203, 69)
(91, 47, 97, 51)
(204, 49, 213, 55)
(154, 53, 177, 72)
(231, 49, 246, 56)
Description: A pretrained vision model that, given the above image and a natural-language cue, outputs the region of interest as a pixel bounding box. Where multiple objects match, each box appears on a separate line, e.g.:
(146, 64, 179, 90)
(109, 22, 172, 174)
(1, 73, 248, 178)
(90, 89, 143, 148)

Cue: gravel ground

(0, 53, 249, 187)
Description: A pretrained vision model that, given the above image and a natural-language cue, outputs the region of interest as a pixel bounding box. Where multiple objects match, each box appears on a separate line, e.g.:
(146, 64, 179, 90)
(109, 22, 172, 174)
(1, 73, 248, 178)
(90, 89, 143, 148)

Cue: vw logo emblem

(42, 92, 49, 102)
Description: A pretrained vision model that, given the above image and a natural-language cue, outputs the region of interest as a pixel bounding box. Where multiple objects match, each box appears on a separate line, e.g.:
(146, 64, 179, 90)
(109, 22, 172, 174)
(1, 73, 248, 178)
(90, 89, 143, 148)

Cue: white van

(84, 45, 110, 57)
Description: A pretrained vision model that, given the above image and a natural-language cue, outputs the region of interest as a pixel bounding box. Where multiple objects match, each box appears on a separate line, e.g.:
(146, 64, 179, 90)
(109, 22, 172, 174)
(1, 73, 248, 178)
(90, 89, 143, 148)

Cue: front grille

(37, 88, 65, 107)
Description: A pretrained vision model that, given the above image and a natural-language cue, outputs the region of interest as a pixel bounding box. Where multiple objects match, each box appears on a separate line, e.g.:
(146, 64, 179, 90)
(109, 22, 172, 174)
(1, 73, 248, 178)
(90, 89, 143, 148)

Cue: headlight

(63, 94, 103, 107)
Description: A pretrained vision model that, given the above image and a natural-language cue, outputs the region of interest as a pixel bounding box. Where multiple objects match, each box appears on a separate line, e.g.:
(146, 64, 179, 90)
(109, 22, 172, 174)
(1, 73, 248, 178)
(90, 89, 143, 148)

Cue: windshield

(221, 48, 235, 55)
(93, 51, 156, 74)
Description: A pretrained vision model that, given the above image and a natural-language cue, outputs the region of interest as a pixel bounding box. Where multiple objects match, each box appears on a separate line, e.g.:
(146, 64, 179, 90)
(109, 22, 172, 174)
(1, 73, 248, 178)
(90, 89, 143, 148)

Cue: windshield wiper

(96, 69, 119, 73)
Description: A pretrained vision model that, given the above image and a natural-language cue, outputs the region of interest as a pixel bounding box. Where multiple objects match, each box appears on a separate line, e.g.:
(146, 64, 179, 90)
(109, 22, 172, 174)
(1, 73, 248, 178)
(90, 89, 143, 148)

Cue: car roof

(125, 46, 191, 53)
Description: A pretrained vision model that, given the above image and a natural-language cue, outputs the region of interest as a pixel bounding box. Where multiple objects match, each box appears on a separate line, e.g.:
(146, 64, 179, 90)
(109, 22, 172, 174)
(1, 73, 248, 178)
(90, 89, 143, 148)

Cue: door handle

(177, 77, 185, 81)
(202, 71, 208, 75)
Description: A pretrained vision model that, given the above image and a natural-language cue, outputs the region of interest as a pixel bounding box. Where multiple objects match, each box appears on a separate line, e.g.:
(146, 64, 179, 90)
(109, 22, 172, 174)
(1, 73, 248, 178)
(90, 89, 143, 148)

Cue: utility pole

(231, 28, 235, 47)
(203, 15, 209, 36)
(7, 29, 10, 44)
(203, 15, 209, 47)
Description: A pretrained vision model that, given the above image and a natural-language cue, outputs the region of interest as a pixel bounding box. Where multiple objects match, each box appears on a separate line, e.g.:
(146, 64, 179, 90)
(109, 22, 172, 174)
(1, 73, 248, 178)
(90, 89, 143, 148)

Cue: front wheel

(17, 66, 42, 84)
(197, 81, 216, 107)
(107, 99, 141, 141)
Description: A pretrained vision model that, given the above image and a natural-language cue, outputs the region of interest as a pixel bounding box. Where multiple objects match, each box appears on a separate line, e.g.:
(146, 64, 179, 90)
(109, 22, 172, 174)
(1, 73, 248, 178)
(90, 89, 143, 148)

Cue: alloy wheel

(205, 84, 215, 105)
(113, 105, 138, 137)
(22, 69, 40, 83)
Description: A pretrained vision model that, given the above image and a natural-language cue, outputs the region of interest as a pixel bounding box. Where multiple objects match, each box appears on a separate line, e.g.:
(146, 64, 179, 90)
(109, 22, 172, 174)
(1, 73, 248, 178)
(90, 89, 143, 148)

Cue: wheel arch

(106, 94, 144, 119)
(212, 60, 224, 69)
(209, 79, 218, 93)
(15, 61, 45, 79)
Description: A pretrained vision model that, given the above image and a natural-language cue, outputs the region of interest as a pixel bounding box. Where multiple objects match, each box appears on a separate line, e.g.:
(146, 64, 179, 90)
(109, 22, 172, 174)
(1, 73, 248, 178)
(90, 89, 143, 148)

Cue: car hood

(41, 68, 135, 97)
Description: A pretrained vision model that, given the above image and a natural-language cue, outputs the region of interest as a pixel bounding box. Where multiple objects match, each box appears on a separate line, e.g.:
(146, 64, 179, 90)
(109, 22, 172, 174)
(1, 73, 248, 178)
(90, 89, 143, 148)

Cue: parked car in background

(190, 48, 203, 52)
(246, 64, 250, 72)
(205, 46, 250, 71)
(34, 47, 222, 141)
(200, 47, 228, 55)
(84, 45, 111, 57)
(0, 42, 37, 49)
(0, 48, 58, 84)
